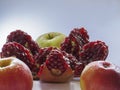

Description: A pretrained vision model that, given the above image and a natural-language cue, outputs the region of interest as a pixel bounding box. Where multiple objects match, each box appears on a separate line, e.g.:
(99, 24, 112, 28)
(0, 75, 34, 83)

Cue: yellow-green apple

(0, 57, 33, 90)
(36, 32, 66, 48)
(80, 61, 120, 90)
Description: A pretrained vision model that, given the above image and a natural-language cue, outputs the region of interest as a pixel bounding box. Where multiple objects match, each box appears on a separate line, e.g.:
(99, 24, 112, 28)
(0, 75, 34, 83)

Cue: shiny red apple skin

(80, 61, 120, 90)
(0, 57, 33, 90)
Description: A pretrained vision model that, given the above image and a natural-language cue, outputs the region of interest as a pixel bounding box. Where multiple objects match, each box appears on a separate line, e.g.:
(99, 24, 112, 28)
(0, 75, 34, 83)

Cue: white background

(0, 0, 120, 66)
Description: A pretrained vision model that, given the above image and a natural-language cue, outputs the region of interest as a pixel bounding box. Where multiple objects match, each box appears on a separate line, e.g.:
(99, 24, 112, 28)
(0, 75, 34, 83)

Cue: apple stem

(48, 34, 53, 39)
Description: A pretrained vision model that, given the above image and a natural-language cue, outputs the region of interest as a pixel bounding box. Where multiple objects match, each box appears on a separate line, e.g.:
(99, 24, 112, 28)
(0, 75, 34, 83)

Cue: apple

(36, 32, 66, 48)
(0, 57, 33, 90)
(80, 61, 120, 90)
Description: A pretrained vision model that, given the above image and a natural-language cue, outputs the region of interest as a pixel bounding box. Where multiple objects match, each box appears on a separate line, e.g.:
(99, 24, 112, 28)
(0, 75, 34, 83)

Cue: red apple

(0, 57, 33, 90)
(80, 61, 120, 90)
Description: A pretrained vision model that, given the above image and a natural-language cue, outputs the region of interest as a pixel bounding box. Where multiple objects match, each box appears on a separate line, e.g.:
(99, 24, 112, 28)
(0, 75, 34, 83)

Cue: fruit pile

(60, 28, 108, 77)
(0, 27, 108, 82)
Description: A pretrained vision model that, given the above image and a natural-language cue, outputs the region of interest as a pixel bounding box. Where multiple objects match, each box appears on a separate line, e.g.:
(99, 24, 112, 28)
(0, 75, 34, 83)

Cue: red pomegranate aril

(74, 63, 85, 77)
(7, 30, 32, 44)
(46, 50, 68, 76)
(1, 42, 35, 71)
(79, 40, 108, 65)
(6, 30, 40, 55)
(61, 27, 90, 60)
(69, 27, 89, 47)
(34, 47, 53, 66)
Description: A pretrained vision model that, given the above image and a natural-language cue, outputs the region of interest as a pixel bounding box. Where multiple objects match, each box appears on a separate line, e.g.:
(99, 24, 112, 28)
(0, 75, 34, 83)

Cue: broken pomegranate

(34, 47, 53, 67)
(33, 47, 53, 79)
(6, 30, 39, 55)
(61, 27, 89, 60)
(1, 42, 38, 79)
(1, 42, 35, 70)
(60, 28, 108, 77)
(74, 63, 85, 77)
(79, 40, 108, 65)
(38, 49, 73, 83)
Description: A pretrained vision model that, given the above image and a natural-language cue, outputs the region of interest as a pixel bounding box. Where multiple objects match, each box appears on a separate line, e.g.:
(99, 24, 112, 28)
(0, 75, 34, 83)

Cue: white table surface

(33, 79, 80, 90)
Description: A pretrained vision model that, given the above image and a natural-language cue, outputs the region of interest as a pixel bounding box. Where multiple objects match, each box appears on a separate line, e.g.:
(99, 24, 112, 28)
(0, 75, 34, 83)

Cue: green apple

(36, 32, 66, 48)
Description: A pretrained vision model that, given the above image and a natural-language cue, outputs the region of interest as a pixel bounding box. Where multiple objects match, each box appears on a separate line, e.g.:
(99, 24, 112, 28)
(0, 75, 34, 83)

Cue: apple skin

(0, 57, 33, 90)
(36, 32, 66, 48)
(80, 61, 120, 90)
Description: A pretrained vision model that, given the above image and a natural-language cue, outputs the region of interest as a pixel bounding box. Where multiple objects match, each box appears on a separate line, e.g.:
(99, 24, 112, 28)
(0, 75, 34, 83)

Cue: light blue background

(0, 0, 120, 66)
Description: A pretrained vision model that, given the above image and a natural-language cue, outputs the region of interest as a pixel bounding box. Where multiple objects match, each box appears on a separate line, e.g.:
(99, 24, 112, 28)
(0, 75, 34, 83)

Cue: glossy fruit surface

(0, 57, 33, 90)
(80, 61, 120, 90)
